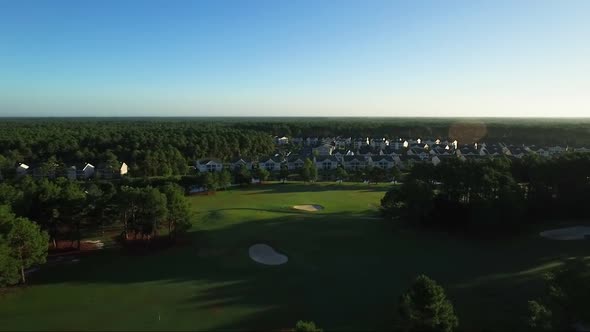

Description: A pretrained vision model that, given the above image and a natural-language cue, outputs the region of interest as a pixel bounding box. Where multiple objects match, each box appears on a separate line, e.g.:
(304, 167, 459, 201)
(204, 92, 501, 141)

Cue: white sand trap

(249, 244, 288, 265)
(292, 204, 324, 212)
(539, 226, 590, 240)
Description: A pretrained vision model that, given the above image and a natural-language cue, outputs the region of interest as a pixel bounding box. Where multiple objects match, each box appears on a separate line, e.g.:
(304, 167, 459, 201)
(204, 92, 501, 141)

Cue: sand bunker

(249, 244, 288, 265)
(539, 226, 590, 240)
(292, 204, 324, 212)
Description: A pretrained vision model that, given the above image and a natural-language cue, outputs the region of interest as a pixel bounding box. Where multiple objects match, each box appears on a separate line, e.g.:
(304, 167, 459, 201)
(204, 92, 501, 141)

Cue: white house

(287, 156, 306, 170)
(231, 158, 252, 171)
(196, 159, 224, 172)
(342, 156, 369, 170)
(120, 162, 128, 176)
(315, 156, 339, 170)
(259, 157, 283, 171)
(16, 163, 29, 176)
(371, 156, 396, 169)
(76, 163, 96, 179)
(276, 136, 289, 145)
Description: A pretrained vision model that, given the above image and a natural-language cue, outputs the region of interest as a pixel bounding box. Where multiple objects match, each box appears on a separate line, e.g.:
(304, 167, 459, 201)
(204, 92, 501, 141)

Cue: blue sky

(1, 0, 589, 117)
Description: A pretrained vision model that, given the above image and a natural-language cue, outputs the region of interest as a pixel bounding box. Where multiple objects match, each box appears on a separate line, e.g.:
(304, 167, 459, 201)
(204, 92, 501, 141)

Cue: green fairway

(0, 182, 587, 331)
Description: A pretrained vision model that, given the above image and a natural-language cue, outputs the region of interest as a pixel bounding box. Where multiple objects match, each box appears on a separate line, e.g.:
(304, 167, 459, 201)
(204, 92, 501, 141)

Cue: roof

(315, 156, 339, 162)
(230, 158, 252, 164)
(343, 155, 366, 162)
(198, 159, 223, 165)
(372, 156, 396, 162)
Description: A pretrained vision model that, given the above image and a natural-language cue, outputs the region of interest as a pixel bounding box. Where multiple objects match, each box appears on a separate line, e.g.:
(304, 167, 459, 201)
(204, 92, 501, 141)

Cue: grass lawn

(0, 182, 588, 331)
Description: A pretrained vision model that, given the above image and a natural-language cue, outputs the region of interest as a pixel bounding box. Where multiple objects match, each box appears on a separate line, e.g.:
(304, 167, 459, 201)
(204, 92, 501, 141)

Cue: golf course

(0, 183, 587, 331)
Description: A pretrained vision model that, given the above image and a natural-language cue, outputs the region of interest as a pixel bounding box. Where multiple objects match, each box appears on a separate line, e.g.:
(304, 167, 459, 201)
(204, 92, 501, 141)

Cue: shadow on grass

(20, 211, 590, 331)
(232, 182, 391, 195)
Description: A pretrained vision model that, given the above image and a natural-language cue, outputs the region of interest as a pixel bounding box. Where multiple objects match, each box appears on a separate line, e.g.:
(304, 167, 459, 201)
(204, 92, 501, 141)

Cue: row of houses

(198, 141, 590, 173)
(197, 154, 447, 173)
(285, 136, 587, 157)
(15, 162, 128, 180)
(287, 136, 454, 150)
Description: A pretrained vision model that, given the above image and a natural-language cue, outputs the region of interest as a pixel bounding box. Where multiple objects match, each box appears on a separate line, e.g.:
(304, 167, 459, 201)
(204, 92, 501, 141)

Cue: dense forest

(0, 120, 275, 177)
(228, 117, 590, 146)
(1, 118, 589, 179)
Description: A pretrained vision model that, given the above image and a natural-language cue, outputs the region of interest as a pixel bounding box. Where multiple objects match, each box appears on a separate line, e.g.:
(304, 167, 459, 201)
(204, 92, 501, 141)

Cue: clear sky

(1, 0, 589, 117)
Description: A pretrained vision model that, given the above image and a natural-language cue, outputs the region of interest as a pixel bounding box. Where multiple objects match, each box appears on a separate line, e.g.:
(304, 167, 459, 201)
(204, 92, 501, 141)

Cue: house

(66, 166, 77, 180)
(291, 137, 304, 145)
(399, 155, 423, 169)
(371, 156, 396, 169)
(382, 147, 403, 156)
(305, 137, 319, 146)
(196, 159, 224, 172)
(230, 158, 253, 171)
(276, 136, 289, 145)
(548, 146, 566, 155)
(313, 144, 335, 156)
(334, 137, 351, 149)
(258, 156, 283, 171)
(80, 163, 95, 179)
(287, 156, 306, 170)
(96, 162, 129, 178)
(353, 138, 369, 149)
(370, 138, 389, 149)
(408, 147, 430, 160)
(525, 146, 545, 157)
(70, 163, 96, 179)
(575, 147, 590, 153)
(315, 156, 339, 170)
(342, 156, 369, 170)
(508, 146, 527, 159)
(457, 145, 479, 157)
(16, 163, 29, 176)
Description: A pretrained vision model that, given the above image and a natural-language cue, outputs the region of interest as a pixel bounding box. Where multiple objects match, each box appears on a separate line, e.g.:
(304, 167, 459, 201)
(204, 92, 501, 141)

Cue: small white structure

(16, 163, 29, 176)
(120, 162, 128, 176)
(277, 136, 289, 145)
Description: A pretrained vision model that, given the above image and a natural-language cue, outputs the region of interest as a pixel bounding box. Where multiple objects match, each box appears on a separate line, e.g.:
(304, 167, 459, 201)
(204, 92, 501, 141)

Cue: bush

(294, 320, 323, 332)
(398, 275, 458, 332)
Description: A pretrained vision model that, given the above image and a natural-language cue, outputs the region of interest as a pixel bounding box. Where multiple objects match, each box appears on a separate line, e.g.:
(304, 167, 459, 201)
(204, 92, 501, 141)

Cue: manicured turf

(0, 182, 588, 331)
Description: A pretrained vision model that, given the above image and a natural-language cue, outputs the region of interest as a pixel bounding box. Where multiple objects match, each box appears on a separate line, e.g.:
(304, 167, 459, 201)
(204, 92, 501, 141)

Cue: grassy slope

(0, 182, 587, 331)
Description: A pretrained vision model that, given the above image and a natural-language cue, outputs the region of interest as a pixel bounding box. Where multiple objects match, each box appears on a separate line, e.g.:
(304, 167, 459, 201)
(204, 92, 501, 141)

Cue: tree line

(229, 117, 590, 146)
(381, 152, 590, 232)
(0, 177, 194, 287)
(0, 120, 275, 178)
